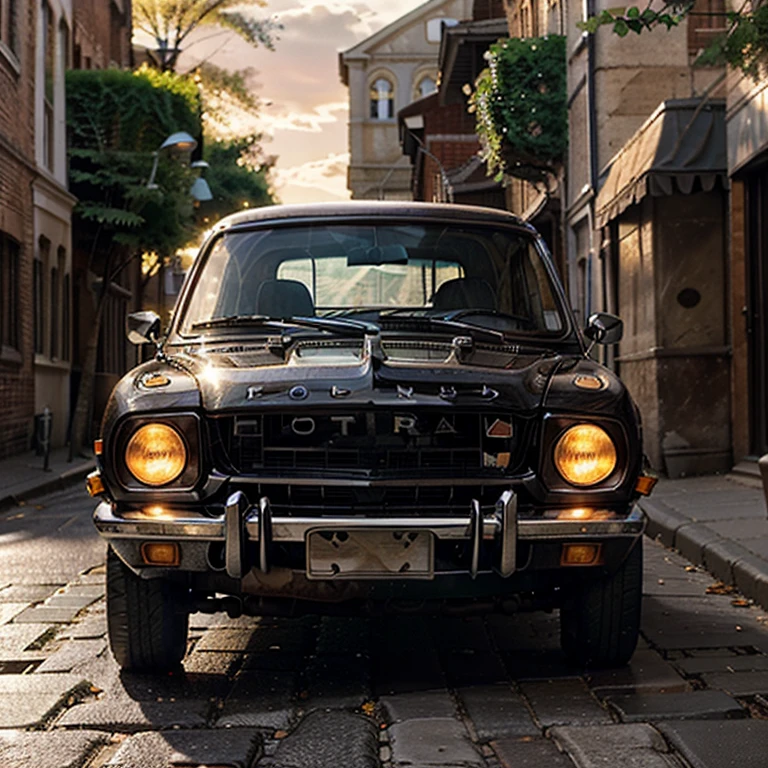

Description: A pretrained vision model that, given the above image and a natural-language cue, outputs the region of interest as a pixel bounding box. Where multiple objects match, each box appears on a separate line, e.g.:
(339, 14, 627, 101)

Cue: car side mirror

(127, 311, 161, 346)
(584, 312, 623, 345)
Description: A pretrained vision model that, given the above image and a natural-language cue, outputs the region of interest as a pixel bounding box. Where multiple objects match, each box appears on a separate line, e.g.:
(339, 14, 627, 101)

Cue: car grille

(212, 408, 523, 476)
(226, 481, 504, 518)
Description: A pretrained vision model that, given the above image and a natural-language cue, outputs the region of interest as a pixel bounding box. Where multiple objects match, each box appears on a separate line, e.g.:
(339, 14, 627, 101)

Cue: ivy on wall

(470, 35, 567, 183)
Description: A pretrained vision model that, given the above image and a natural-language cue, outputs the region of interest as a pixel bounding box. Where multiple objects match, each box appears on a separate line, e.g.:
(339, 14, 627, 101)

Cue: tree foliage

(470, 35, 567, 183)
(201, 135, 276, 222)
(580, 2, 768, 79)
(134, 0, 279, 73)
(67, 67, 202, 258)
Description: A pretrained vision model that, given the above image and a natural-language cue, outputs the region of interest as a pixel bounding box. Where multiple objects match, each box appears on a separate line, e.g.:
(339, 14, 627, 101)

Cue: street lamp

(190, 160, 213, 202)
(147, 132, 198, 189)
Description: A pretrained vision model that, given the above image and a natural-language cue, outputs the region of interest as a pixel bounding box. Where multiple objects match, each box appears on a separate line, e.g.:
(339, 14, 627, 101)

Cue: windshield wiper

(190, 315, 379, 338)
(377, 315, 507, 344)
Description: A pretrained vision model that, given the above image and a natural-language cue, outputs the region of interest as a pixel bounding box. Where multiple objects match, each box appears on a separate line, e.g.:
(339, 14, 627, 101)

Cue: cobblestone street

(2, 485, 768, 767)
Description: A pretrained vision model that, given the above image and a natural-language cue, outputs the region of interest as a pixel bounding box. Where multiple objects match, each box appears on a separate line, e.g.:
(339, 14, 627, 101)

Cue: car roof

(213, 201, 534, 233)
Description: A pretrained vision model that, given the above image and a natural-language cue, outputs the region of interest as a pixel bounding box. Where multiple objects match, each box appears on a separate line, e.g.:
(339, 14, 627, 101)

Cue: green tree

(580, 2, 768, 80)
(134, 0, 278, 73)
(201, 135, 276, 222)
(67, 67, 202, 456)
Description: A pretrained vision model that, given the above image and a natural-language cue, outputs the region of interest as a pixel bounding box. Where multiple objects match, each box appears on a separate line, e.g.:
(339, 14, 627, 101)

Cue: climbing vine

(470, 35, 567, 183)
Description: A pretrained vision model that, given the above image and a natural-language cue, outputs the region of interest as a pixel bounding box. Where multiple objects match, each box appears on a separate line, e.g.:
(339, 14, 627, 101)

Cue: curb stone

(0, 459, 95, 513)
(640, 497, 768, 612)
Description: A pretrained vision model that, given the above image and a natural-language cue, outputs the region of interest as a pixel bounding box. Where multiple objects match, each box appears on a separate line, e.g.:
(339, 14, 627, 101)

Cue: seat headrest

(254, 279, 315, 318)
(432, 277, 496, 311)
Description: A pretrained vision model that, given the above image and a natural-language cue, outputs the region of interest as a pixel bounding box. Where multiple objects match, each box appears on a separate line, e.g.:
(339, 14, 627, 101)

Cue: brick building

(398, 12, 507, 208)
(0, 0, 37, 458)
(73, 0, 131, 69)
(0, 0, 132, 460)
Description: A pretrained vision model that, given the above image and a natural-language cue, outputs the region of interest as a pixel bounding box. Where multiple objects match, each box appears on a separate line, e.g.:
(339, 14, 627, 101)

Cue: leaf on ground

(274, 730, 289, 739)
(732, 599, 751, 607)
(706, 582, 737, 594)
(361, 701, 375, 716)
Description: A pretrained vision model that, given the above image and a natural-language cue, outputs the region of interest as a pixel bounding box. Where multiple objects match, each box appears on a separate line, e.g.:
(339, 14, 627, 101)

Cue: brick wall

(73, 0, 132, 69)
(0, 0, 38, 458)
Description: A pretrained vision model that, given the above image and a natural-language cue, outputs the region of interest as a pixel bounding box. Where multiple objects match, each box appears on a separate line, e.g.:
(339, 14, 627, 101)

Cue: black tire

(106, 546, 190, 672)
(560, 540, 642, 668)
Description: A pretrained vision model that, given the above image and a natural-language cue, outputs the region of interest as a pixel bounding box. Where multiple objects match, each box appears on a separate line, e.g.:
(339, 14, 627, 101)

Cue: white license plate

(306, 529, 434, 579)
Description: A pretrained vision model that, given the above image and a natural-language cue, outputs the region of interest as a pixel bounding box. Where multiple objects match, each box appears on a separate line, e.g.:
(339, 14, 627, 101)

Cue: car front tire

(559, 539, 642, 668)
(106, 546, 190, 672)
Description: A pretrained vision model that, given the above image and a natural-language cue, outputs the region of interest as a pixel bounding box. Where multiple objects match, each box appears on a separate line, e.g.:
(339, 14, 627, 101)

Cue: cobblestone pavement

(3, 487, 768, 767)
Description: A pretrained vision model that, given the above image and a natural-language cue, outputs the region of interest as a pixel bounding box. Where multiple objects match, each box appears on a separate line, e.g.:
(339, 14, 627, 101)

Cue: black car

(88, 201, 655, 672)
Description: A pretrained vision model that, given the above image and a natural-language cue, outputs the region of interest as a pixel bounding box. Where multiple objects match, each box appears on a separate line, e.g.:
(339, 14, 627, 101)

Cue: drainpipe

(585, 0, 601, 357)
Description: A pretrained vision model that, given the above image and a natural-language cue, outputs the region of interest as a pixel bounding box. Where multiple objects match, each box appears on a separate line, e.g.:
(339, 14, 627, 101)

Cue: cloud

(259, 101, 348, 134)
(274, 152, 351, 202)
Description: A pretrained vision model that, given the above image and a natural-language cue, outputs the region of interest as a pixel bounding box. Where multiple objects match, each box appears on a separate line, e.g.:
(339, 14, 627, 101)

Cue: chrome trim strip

(95, 500, 643, 544)
(231, 476, 520, 487)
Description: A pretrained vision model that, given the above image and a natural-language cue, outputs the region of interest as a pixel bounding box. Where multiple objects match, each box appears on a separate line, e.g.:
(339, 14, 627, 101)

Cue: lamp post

(190, 160, 213, 202)
(146, 132, 198, 189)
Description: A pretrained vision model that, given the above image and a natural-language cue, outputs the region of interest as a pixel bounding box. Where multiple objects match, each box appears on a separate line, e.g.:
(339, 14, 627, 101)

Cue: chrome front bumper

(94, 491, 645, 580)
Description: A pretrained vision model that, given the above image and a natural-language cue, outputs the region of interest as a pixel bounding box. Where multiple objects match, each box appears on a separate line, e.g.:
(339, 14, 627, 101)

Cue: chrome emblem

(246, 385, 263, 400)
(435, 417, 457, 435)
(291, 417, 316, 435)
(289, 385, 309, 400)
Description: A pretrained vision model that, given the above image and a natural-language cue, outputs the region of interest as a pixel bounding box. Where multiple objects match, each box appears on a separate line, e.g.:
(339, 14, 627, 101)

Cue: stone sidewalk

(641, 473, 768, 611)
(0, 446, 94, 511)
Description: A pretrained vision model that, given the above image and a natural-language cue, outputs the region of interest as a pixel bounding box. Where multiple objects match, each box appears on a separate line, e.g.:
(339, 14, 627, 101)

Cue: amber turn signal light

(561, 543, 603, 566)
(635, 474, 658, 496)
(85, 470, 105, 497)
(140, 542, 180, 566)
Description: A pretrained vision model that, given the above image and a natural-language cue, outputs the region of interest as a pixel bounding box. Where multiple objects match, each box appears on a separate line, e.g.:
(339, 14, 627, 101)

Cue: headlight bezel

(540, 415, 629, 493)
(112, 413, 202, 492)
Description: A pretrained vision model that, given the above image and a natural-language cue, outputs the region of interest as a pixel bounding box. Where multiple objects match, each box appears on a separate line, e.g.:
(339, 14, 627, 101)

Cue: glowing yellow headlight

(554, 424, 617, 487)
(125, 423, 186, 486)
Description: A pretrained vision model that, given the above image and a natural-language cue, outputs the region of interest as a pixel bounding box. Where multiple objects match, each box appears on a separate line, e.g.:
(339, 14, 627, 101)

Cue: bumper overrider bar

(94, 491, 645, 580)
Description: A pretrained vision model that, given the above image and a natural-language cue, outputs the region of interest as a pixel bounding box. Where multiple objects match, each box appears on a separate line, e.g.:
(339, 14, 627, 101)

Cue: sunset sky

(169, 1, 429, 204)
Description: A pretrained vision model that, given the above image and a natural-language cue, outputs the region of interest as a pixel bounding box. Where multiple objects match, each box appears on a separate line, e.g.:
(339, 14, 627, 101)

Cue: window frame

(0, 232, 21, 361)
(369, 75, 395, 121)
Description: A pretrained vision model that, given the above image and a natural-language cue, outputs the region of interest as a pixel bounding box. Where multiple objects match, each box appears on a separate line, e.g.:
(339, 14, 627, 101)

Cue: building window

(0, 233, 20, 353)
(688, 0, 726, 57)
(370, 77, 394, 120)
(42, 0, 55, 170)
(416, 75, 437, 99)
(34, 238, 48, 354)
(0, 0, 19, 57)
(62, 272, 70, 361)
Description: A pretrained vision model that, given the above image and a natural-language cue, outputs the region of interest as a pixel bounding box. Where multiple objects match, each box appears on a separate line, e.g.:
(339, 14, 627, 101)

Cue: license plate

(306, 529, 434, 580)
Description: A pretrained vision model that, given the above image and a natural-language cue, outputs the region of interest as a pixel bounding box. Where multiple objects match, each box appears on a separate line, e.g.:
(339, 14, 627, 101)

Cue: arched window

(417, 75, 437, 99)
(370, 77, 394, 120)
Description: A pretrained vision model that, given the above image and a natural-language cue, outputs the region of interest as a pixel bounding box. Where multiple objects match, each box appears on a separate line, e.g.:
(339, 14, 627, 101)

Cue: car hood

(106, 337, 570, 416)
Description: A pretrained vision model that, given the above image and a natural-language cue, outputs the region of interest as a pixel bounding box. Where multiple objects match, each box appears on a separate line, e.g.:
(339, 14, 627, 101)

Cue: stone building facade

(340, 0, 474, 200)
(564, 0, 729, 474)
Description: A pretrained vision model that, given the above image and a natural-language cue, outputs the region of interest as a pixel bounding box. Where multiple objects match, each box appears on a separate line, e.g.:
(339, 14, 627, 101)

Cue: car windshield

(178, 222, 567, 338)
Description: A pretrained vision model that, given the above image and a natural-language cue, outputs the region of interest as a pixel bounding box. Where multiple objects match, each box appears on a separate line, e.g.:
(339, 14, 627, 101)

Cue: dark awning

(595, 98, 727, 229)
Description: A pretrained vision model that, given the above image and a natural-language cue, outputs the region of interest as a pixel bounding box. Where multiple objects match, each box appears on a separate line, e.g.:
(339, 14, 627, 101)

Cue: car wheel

(559, 540, 642, 668)
(106, 546, 190, 672)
